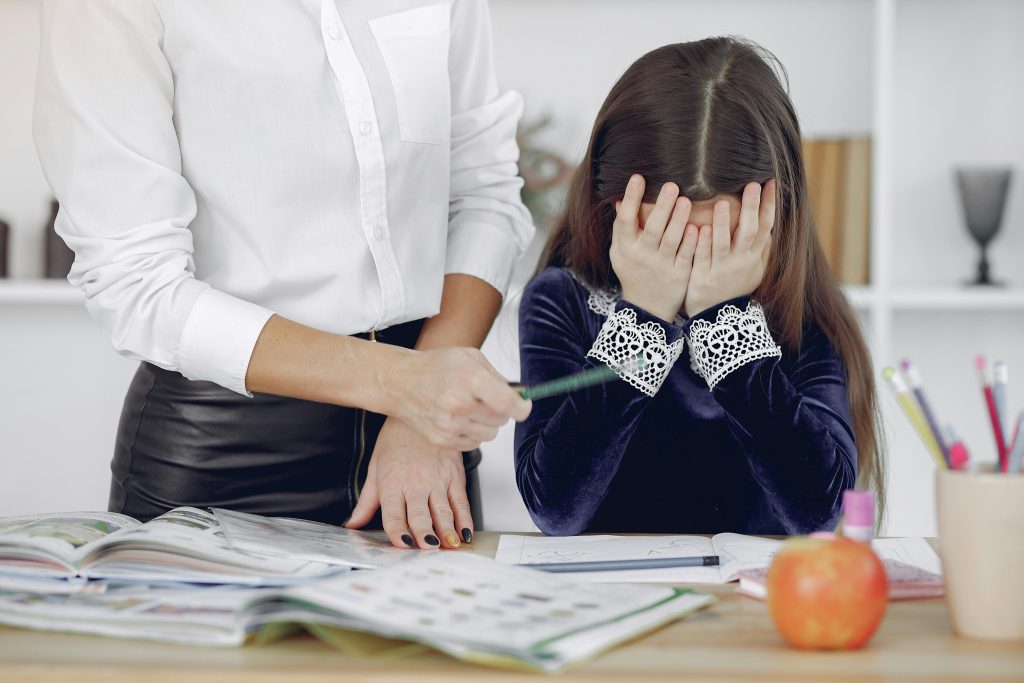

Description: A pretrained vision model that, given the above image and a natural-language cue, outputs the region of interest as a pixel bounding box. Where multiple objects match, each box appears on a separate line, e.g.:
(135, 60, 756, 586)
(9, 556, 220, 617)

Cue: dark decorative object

(955, 167, 1013, 286)
(0, 219, 8, 278)
(44, 199, 75, 279)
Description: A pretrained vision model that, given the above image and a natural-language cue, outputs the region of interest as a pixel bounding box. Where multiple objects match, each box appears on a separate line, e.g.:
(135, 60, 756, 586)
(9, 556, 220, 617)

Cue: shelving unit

(0, 279, 80, 304)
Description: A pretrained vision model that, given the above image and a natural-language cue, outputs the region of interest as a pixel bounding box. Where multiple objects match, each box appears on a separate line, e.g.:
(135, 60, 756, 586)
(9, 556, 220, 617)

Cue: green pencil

(517, 355, 645, 401)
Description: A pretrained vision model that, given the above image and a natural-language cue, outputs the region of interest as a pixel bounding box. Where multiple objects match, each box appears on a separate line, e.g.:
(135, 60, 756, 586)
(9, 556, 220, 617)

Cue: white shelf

(842, 285, 876, 310)
(889, 288, 1024, 311)
(0, 280, 81, 304)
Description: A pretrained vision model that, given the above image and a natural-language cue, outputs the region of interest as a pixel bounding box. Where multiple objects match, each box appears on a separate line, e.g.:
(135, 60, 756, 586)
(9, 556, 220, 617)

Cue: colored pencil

(993, 360, 1009, 436)
(900, 360, 950, 467)
(882, 367, 946, 470)
(525, 555, 720, 573)
(945, 424, 970, 472)
(975, 356, 1008, 472)
(1007, 412, 1024, 475)
(517, 354, 645, 401)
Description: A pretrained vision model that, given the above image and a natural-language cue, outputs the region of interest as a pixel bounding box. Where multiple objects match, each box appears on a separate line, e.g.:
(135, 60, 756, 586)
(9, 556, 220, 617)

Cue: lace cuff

(586, 305, 685, 397)
(687, 299, 782, 389)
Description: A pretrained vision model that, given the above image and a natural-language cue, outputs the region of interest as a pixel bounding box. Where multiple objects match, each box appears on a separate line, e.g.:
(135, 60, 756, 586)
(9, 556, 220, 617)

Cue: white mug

(936, 468, 1024, 641)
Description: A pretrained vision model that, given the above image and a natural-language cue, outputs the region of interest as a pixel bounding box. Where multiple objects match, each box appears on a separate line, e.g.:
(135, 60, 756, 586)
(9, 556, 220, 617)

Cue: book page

(711, 533, 783, 583)
(0, 511, 140, 574)
(870, 537, 942, 575)
(212, 508, 413, 569)
(495, 534, 724, 583)
(84, 507, 334, 583)
(289, 552, 706, 669)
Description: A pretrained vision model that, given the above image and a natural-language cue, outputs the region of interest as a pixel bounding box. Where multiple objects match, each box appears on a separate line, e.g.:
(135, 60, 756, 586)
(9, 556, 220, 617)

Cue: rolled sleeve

(178, 289, 274, 396)
(34, 0, 275, 395)
(446, 0, 534, 297)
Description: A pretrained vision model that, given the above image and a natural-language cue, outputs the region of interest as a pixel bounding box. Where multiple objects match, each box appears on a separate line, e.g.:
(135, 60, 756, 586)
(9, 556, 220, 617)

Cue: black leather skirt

(108, 319, 483, 527)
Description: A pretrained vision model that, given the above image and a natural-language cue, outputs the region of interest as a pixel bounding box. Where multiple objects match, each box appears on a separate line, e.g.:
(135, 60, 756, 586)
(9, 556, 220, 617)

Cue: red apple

(766, 535, 888, 650)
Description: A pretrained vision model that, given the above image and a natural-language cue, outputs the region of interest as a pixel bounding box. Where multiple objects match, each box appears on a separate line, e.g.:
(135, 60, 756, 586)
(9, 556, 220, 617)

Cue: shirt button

(373, 224, 386, 241)
(359, 121, 372, 137)
(327, 24, 341, 40)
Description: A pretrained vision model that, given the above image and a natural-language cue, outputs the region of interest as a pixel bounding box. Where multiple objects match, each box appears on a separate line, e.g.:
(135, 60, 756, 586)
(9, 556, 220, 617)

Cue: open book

(0, 553, 714, 672)
(496, 534, 942, 586)
(0, 508, 343, 586)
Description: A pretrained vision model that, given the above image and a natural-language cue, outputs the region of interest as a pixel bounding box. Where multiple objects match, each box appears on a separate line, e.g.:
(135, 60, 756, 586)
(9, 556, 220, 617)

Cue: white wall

(0, 0, 52, 278)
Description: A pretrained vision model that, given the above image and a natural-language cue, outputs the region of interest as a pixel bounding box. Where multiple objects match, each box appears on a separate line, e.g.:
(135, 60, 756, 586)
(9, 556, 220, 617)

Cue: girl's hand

(611, 175, 700, 322)
(346, 417, 472, 550)
(390, 347, 531, 452)
(683, 180, 775, 318)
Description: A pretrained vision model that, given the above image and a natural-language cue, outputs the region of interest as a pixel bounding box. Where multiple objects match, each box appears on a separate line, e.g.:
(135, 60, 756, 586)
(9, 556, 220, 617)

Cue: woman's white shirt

(33, 0, 533, 395)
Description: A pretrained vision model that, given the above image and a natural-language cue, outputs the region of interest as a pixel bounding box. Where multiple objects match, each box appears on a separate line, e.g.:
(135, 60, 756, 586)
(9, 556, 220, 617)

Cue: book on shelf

(0, 551, 713, 672)
(802, 136, 872, 286)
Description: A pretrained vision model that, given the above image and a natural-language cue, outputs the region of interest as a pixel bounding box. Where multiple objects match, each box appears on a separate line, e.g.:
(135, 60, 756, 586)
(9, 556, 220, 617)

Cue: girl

(515, 37, 884, 536)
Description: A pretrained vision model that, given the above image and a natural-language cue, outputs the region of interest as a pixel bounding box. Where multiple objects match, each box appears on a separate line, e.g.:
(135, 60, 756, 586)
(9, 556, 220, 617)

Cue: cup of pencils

(884, 358, 1024, 641)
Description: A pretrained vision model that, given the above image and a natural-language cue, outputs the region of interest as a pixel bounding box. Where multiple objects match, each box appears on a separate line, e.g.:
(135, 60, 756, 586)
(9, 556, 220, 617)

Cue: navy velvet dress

(514, 267, 857, 536)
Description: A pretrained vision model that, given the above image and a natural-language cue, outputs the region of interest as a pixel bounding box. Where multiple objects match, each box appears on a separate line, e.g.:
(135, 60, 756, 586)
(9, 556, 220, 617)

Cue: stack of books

(0, 508, 713, 672)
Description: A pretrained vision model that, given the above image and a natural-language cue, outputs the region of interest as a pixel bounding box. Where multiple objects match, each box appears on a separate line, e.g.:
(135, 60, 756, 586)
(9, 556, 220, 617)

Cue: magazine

(211, 508, 412, 569)
(0, 508, 337, 585)
(0, 553, 715, 672)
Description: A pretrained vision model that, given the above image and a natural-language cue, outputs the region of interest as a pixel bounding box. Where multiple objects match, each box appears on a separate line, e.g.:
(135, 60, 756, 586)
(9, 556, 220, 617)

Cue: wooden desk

(0, 533, 1021, 682)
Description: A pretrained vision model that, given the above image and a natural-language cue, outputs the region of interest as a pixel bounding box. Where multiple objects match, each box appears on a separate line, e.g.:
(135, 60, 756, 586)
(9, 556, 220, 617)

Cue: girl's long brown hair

(540, 37, 886, 525)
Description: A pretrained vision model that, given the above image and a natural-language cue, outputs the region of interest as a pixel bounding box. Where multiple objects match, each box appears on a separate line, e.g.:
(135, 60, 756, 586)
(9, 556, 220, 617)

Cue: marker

(516, 355, 644, 401)
(525, 555, 720, 573)
(946, 424, 970, 472)
(900, 360, 950, 467)
(975, 356, 1008, 472)
(882, 367, 946, 470)
(1007, 412, 1024, 475)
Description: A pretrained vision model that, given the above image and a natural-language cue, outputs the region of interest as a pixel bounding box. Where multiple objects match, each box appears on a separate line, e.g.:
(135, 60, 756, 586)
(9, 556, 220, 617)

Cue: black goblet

(955, 167, 1012, 286)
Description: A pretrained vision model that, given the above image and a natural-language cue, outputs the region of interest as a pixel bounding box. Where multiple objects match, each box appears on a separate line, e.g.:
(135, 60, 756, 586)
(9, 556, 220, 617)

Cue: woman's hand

(346, 417, 472, 549)
(610, 175, 700, 322)
(389, 347, 531, 452)
(683, 180, 775, 318)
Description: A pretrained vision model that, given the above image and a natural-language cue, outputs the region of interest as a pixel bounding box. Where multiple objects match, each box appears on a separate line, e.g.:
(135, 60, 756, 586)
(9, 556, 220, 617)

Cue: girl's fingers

(711, 200, 731, 261)
(754, 179, 777, 251)
(640, 182, 680, 246)
(613, 175, 645, 244)
(428, 489, 461, 549)
(693, 224, 713, 273)
(659, 196, 691, 257)
(676, 223, 700, 269)
(737, 182, 761, 249)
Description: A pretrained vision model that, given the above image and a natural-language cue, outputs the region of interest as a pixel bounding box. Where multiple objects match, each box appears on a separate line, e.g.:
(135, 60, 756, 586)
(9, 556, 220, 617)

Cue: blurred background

(1, 0, 1022, 535)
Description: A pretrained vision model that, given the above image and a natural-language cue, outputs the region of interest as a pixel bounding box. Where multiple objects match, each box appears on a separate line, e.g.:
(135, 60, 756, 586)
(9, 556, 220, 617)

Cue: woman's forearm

(245, 314, 403, 415)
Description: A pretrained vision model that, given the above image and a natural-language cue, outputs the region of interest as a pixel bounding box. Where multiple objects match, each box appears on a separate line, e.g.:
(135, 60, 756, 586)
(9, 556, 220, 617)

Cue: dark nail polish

(401, 534, 414, 547)
(461, 528, 473, 544)
(425, 534, 440, 546)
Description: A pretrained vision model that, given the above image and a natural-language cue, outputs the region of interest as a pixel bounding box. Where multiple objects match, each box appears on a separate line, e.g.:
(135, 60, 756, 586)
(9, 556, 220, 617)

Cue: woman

(515, 37, 884, 536)
(33, 0, 532, 549)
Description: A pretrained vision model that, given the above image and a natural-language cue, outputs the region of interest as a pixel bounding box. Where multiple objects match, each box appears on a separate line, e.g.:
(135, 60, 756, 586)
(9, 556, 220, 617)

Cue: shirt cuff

(445, 214, 523, 296)
(177, 288, 275, 396)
